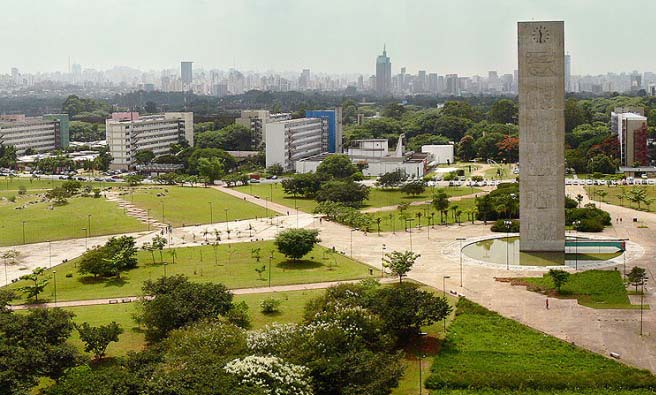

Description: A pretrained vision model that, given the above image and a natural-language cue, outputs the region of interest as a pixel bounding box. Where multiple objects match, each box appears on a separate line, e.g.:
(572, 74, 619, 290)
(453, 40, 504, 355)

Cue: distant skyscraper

(428, 73, 438, 94)
(565, 54, 571, 92)
(445, 74, 459, 96)
(375, 46, 392, 95)
(417, 70, 427, 92)
(181, 61, 193, 88)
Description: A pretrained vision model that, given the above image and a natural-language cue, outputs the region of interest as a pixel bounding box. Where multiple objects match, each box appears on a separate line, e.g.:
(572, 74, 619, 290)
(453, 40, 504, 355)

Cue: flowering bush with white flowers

(224, 355, 313, 395)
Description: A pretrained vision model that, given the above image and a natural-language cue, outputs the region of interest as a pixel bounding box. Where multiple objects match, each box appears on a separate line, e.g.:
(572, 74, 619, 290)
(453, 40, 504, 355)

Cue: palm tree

(575, 194, 584, 208)
(450, 204, 459, 223)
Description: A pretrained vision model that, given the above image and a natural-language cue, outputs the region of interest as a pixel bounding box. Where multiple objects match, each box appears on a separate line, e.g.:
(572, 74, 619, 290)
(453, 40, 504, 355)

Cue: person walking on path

(546, 298, 549, 310)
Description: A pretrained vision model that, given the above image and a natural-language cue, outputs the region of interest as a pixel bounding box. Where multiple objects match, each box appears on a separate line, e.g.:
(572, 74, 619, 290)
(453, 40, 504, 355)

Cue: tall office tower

(400, 67, 407, 91)
(417, 70, 427, 92)
(357, 75, 364, 91)
(375, 46, 392, 95)
(518, 21, 565, 252)
(428, 73, 438, 94)
(181, 61, 193, 88)
(445, 74, 459, 96)
(630, 74, 642, 91)
(299, 69, 311, 90)
(564, 53, 571, 92)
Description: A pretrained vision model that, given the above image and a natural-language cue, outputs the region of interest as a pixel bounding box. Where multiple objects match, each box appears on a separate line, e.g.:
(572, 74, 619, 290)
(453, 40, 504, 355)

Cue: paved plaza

(3, 184, 655, 372)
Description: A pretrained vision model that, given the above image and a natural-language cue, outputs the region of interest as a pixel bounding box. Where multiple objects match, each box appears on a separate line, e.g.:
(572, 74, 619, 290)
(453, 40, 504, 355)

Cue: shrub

(17, 185, 26, 195)
(260, 297, 281, 314)
(7, 195, 16, 203)
(491, 219, 519, 232)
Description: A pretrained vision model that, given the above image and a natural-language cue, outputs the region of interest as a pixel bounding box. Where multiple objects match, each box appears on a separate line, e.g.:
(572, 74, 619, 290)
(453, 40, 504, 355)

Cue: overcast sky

(2, 0, 653, 76)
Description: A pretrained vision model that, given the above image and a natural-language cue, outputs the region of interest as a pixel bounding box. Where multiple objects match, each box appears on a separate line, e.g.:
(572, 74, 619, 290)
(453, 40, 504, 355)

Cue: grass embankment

(0, 194, 147, 246)
(62, 288, 325, 358)
(511, 270, 644, 309)
(234, 182, 479, 213)
(584, 185, 656, 212)
(7, 240, 378, 303)
(367, 198, 479, 233)
(128, 186, 273, 227)
(426, 298, 656, 391)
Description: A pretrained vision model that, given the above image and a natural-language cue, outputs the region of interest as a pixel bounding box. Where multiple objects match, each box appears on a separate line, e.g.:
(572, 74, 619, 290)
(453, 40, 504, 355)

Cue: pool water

(462, 237, 622, 267)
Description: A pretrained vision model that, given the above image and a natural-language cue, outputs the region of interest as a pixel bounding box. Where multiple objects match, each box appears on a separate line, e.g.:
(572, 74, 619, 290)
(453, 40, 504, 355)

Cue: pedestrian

(545, 298, 549, 310)
(287, 211, 290, 216)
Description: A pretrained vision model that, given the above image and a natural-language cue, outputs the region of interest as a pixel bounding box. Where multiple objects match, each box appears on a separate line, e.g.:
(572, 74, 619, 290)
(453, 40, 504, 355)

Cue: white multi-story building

(236, 110, 292, 146)
(265, 118, 327, 171)
(0, 114, 69, 154)
(106, 112, 193, 170)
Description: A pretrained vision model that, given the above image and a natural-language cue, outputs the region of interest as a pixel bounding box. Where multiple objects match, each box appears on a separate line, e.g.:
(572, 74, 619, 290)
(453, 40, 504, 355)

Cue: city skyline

(3, 0, 656, 76)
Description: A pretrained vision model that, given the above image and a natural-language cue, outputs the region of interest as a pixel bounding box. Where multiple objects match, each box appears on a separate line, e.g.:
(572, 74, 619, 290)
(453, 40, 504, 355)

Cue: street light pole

(457, 238, 466, 287)
(209, 202, 213, 223)
(87, 214, 91, 237)
(224, 208, 229, 232)
(442, 275, 451, 333)
(504, 220, 512, 270)
(406, 219, 414, 252)
(573, 220, 581, 271)
(52, 270, 57, 305)
(381, 244, 386, 278)
(82, 228, 88, 250)
(48, 240, 52, 269)
(640, 277, 648, 336)
(22, 221, 26, 245)
(268, 252, 273, 287)
(350, 228, 359, 258)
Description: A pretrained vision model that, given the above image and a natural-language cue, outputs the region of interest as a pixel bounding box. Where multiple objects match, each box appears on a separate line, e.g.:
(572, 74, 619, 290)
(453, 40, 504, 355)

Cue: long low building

(106, 112, 193, 170)
(0, 114, 70, 153)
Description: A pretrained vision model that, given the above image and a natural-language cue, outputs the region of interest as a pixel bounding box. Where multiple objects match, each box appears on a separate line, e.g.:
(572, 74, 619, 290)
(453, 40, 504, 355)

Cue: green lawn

(128, 186, 273, 227)
(234, 183, 479, 213)
(63, 288, 325, 358)
(585, 185, 656, 212)
(0, 194, 147, 246)
(512, 270, 641, 309)
(8, 240, 377, 303)
(435, 390, 656, 395)
(367, 198, 478, 233)
(426, 298, 656, 391)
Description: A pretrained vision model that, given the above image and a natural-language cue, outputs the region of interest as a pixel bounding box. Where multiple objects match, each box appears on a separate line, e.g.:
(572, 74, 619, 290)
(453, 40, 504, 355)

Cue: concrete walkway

(9, 278, 396, 310)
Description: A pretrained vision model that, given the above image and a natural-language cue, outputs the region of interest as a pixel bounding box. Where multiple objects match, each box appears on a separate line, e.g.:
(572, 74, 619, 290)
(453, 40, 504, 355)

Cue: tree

(627, 266, 648, 294)
(124, 174, 144, 186)
(376, 170, 407, 189)
(76, 322, 123, 360)
(18, 267, 49, 302)
(197, 157, 224, 185)
(400, 180, 426, 197)
(496, 135, 519, 163)
(134, 150, 155, 165)
(144, 101, 158, 113)
(137, 275, 235, 341)
(548, 269, 570, 293)
(588, 154, 618, 174)
(151, 235, 167, 263)
(78, 236, 138, 278)
(274, 228, 320, 263)
(316, 154, 359, 179)
(220, 124, 257, 150)
(0, 143, 17, 168)
(371, 284, 452, 339)
(383, 250, 420, 283)
(382, 103, 407, 120)
(315, 180, 369, 207)
(281, 172, 322, 198)
(267, 163, 284, 176)
(432, 190, 450, 225)
(576, 194, 584, 207)
(457, 135, 476, 161)
(488, 99, 518, 124)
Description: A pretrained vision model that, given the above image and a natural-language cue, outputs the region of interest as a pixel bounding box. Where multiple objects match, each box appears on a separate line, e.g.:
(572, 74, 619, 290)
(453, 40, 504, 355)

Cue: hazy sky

(3, 0, 654, 76)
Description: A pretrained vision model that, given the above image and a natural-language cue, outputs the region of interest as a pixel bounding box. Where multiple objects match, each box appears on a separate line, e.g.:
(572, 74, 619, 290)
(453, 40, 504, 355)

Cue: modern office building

(445, 74, 459, 96)
(236, 110, 292, 147)
(264, 118, 328, 171)
(0, 114, 69, 154)
(305, 107, 343, 153)
(106, 112, 193, 170)
(375, 46, 392, 95)
(181, 61, 193, 88)
(611, 108, 648, 166)
(565, 53, 572, 92)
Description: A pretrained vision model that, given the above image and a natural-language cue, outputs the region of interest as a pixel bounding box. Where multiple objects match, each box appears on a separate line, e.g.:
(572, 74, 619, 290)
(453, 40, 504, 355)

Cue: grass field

(234, 182, 479, 213)
(8, 240, 378, 303)
(63, 288, 325, 358)
(367, 198, 478, 233)
(511, 270, 641, 309)
(426, 298, 656, 391)
(585, 185, 656, 212)
(127, 186, 273, 227)
(0, 194, 147, 246)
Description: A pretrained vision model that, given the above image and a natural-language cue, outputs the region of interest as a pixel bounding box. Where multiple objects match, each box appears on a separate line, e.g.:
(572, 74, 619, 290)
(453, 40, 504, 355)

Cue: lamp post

(640, 277, 648, 336)
(457, 238, 466, 287)
(82, 227, 88, 250)
(224, 208, 229, 232)
(350, 228, 359, 258)
(52, 270, 57, 305)
(406, 218, 415, 252)
(22, 221, 26, 245)
(163, 262, 168, 278)
(573, 220, 581, 271)
(209, 201, 213, 223)
(442, 275, 451, 333)
(381, 244, 386, 278)
(504, 220, 512, 270)
(418, 352, 426, 395)
(268, 252, 273, 287)
(87, 214, 92, 236)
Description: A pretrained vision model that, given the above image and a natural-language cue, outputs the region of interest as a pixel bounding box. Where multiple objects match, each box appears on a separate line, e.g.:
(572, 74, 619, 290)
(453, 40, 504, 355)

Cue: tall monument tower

(518, 21, 565, 252)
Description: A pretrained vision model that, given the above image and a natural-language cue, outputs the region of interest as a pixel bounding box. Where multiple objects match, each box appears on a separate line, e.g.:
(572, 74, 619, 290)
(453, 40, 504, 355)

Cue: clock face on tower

(531, 25, 551, 44)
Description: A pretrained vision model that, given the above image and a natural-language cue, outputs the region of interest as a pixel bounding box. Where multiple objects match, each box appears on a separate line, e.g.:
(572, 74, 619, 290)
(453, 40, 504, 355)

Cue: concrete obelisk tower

(518, 21, 565, 252)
